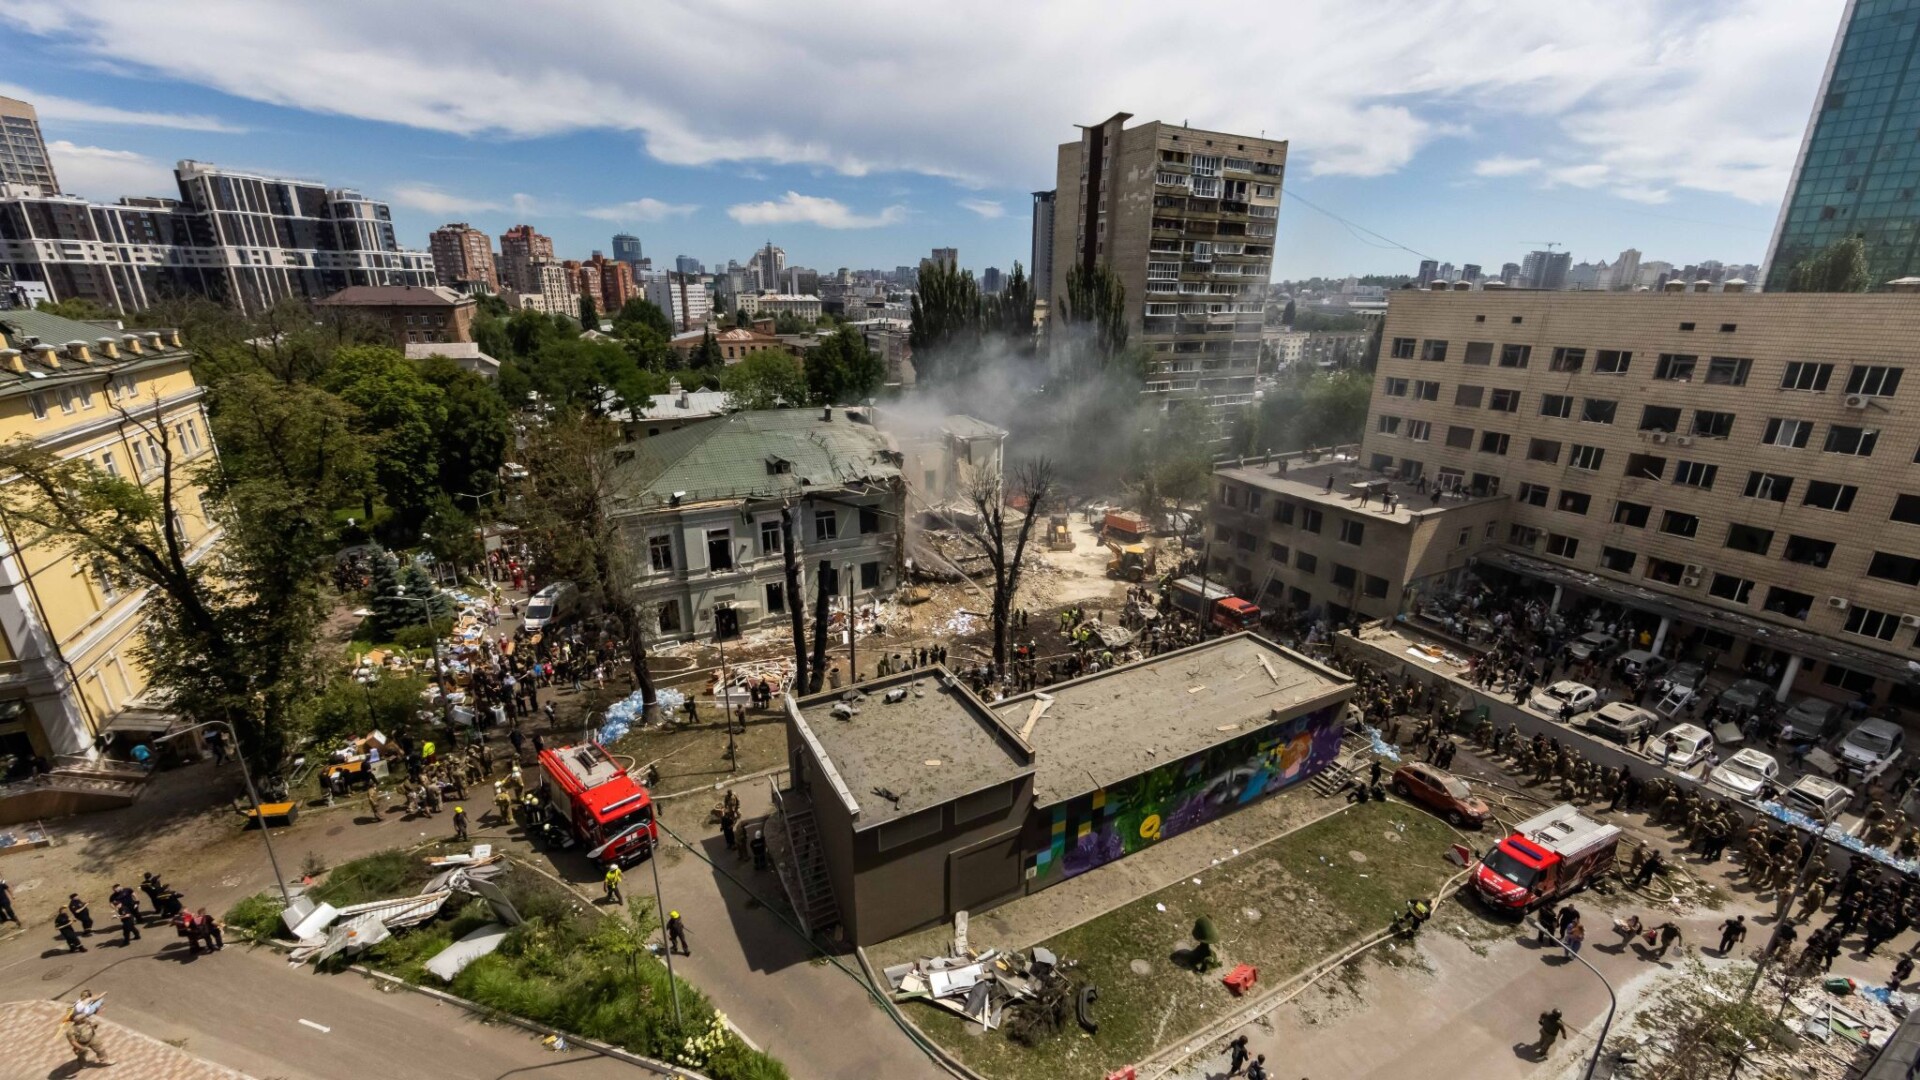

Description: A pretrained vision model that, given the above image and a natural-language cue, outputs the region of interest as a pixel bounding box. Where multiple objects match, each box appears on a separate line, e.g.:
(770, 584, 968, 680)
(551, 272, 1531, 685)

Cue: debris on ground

(284, 847, 520, 966)
(884, 942, 1088, 1042)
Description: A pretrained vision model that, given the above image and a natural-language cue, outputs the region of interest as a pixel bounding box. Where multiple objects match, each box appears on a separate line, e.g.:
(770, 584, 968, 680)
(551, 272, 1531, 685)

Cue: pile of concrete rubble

(282, 846, 522, 978)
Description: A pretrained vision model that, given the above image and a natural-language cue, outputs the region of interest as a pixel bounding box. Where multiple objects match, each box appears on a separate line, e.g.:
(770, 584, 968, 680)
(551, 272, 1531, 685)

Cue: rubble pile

(284, 846, 521, 971)
(885, 943, 1094, 1041)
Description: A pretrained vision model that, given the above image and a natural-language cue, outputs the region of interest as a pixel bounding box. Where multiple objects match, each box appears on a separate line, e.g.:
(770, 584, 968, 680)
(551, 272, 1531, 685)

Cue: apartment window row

(1390, 343, 1900, 400)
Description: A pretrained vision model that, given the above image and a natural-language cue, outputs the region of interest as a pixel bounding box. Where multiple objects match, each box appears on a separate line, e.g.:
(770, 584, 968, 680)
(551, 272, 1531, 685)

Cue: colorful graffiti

(1025, 703, 1345, 884)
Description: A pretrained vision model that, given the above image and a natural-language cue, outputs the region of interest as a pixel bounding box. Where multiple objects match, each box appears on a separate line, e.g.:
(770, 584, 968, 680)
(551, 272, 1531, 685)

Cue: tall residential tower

(1048, 112, 1284, 411)
(0, 96, 57, 192)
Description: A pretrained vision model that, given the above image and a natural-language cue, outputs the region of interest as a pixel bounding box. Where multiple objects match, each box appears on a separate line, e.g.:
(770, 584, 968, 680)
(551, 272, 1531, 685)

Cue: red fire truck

(538, 742, 657, 866)
(1471, 804, 1620, 914)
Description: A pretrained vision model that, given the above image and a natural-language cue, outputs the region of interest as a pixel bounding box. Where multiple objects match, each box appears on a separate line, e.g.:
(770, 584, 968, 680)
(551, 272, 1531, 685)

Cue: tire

(1394, 779, 1411, 797)
(1448, 810, 1465, 826)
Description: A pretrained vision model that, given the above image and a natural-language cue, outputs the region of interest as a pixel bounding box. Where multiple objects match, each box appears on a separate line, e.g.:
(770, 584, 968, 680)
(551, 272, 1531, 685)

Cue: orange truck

(1102, 510, 1150, 544)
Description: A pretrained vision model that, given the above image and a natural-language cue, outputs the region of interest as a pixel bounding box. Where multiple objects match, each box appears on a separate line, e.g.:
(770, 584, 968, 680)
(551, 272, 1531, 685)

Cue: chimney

(0, 350, 22, 374)
(31, 343, 59, 368)
(1662, 280, 1686, 294)
(1483, 281, 1506, 290)
(1451, 280, 1470, 291)
(120, 334, 143, 355)
(1427, 280, 1447, 291)
(95, 336, 120, 359)
(1722, 278, 1749, 294)
(821, 406, 833, 422)
(143, 331, 164, 351)
(164, 328, 182, 348)
(63, 340, 91, 363)
(1692, 280, 1712, 293)
(0, 328, 8, 352)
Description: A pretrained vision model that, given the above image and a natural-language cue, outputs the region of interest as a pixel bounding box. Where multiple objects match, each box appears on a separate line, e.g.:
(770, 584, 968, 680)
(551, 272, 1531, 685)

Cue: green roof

(611, 408, 900, 510)
(0, 310, 187, 392)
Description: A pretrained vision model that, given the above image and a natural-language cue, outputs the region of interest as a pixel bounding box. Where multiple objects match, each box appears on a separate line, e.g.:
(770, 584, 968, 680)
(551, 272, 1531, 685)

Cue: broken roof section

(790, 668, 1034, 830)
(993, 633, 1353, 806)
(610, 407, 902, 511)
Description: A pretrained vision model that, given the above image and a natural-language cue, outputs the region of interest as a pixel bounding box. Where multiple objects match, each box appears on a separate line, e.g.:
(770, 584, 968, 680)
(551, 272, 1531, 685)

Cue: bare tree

(513, 412, 659, 719)
(778, 504, 811, 694)
(954, 458, 1056, 675)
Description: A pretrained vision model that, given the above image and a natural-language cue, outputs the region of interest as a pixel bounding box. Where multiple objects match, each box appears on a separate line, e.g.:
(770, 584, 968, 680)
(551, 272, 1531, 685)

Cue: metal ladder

(768, 781, 841, 936)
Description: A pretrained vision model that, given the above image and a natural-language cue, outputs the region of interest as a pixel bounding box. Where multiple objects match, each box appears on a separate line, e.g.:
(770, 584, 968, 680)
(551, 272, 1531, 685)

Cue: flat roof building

(780, 634, 1352, 944)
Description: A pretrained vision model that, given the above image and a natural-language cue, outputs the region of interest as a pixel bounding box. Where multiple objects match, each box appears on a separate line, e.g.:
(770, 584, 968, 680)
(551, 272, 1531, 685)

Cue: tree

(803, 328, 884, 404)
(512, 411, 660, 718)
(691, 327, 724, 371)
(773, 310, 809, 335)
(613, 297, 673, 338)
(368, 547, 407, 637)
(0, 385, 341, 773)
(35, 297, 111, 322)
(579, 294, 600, 331)
(499, 336, 659, 414)
(1058, 263, 1129, 375)
(413, 355, 512, 502)
(398, 560, 454, 626)
(983, 261, 1036, 356)
(720, 349, 806, 411)
(953, 458, 1055, 674)
(1785, 235, 1871, 293)
(908, 260, 982, 384)
(323, 346, 447, 529)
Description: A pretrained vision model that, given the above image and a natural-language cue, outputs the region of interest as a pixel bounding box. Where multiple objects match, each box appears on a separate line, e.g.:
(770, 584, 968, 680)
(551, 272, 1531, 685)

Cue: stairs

(0, 759, 147, 825)
(1309, 761, 1357, 798)
(768, 781, 841, 937)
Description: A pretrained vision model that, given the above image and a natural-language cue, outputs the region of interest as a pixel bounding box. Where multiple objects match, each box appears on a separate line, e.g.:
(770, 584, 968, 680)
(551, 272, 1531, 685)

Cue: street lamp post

(157, 719, 292, 907)
(355, 671, 378, 725)
(1540, 926, 1619, 1080)
(1744, 811, 1834, 1002)
(647, 843, 684, 1030)
(392, 587, 455, 728)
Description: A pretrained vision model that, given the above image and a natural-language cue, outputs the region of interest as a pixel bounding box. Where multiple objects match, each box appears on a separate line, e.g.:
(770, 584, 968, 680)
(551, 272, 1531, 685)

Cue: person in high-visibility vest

(603, 864, 623, 905)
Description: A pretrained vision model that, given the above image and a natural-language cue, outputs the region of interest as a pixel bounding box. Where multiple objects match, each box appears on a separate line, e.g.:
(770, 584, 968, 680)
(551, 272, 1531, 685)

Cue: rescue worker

(603, 863, 623, 905)
(453, 805, 469, 842)
(667, 909, 689, 955)
(1535, 1008, 1566, 1056)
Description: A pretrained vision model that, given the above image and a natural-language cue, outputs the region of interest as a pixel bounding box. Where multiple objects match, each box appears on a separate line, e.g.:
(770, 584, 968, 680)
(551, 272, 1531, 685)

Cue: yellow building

(0, 309, 214, 767)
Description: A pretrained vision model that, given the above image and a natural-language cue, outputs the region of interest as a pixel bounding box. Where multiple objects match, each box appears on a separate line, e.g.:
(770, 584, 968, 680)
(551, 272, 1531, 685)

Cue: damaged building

(774, 633, 1353, 945)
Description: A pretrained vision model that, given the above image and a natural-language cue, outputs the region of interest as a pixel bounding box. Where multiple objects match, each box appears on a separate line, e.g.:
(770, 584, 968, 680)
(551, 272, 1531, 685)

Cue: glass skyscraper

(1766, 0, 1920, 289)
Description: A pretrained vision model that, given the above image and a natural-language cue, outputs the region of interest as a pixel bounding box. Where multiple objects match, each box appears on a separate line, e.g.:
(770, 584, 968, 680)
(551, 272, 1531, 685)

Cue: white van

(523, 581, 579, 631)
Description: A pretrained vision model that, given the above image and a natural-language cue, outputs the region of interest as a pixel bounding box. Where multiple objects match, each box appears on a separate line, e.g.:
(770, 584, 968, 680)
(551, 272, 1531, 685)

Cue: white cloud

(0, 81, 241, 132)
(958, 197, 1004, 219)
(1473, 156, 1542, 178)
(388, 184, 502, 215)
(727, 191, 905, 229)
(583, 197, 698, 223)
(0, 0, 1844, 202)
(45, 140, 174, 199)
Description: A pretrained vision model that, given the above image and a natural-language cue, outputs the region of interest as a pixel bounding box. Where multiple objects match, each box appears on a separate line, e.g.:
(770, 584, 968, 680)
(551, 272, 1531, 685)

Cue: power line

(1282, 185, 1435, 262)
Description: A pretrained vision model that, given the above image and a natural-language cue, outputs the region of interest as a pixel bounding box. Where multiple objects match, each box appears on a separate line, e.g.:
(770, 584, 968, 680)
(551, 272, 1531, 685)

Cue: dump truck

(1106, 540, 1150, 581)
(1471, 804, 1620, 914)
(1168, 576, 1260, 631)
(1102, 510, 1150, 544)
(1048, 515, 1074, 551)
(539, 742, 658, 867)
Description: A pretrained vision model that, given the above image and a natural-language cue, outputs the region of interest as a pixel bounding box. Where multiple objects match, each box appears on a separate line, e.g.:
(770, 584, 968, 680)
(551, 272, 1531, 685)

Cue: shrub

(224, 893, 287, 940)
(313, 850, 430, 907)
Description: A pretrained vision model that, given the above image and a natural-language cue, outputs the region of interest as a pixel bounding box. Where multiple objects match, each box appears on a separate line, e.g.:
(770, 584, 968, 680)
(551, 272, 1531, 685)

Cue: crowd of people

(40, 872, 224, 957)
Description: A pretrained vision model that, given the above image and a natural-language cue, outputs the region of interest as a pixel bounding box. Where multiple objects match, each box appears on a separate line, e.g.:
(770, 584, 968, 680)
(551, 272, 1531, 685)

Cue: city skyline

(0, 1, 1843, 282)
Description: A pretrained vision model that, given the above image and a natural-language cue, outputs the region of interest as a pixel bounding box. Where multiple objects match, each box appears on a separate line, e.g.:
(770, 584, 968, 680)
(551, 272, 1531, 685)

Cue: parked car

(1586, 702, 1658, 743)
(1777, 698, 1845, 744)
(1663, 661, 1708, 694)
(1783, 774, 1853, 821)
(1391, 763, 1491, 827)
(1615, 649, 1670, 680)
(1709, 747, 1780, 800)
(1568, 631, 1623, 662)
(1836, 717, 1906, 784)
(1653, 661, 1709, 718)
(522, 580, 580, 631)
(1529, 681, 1599, 720)
(1717, 678, 1772, 714)
(1653, 723, 1715, 769)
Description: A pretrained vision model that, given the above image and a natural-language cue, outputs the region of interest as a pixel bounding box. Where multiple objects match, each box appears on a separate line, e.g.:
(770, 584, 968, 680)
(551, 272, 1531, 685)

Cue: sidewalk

(0, 998, 250, 1080)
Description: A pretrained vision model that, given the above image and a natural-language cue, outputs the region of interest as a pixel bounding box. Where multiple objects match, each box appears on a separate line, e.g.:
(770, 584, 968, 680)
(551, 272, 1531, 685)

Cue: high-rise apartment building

(1349, 284, 1920, 704)
(428, 222, 498, 294)
(1416, 259, 1439, 286)
(590, 253, 637, 311)
(611, 233, 642, 271)
(1461, 264, 1483, 285)
(498, 224, 556, 295)
(1767, 0, 1920, 289)
(647, 276, 711, 332)
(0, 97, 57, 192)
(927, 248, 958, 272)
(1519, 249, 1572, 290)
(747, 243, 784, 292)
(1030, 190, 1056, 305)
(1499, 263, 1522, 286)
(1049, 112, 1284, 411)
(981, 266, 1004, 295)
(1611, 249, 1643, 291)
(675, 255, 704, 276)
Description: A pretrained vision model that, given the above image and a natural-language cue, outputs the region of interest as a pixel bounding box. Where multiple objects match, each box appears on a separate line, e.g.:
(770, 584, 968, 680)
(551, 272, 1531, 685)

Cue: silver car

(1717, 678, 1772, 713)
(1837, 718, 1906, 784)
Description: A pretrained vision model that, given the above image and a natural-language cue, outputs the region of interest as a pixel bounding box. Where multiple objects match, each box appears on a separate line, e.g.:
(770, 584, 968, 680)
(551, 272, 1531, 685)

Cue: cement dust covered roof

(0, 309, 185, 392)
(610, 407, 900, 509)
(993, 633, 1353, 806)
(791, 668, 1033, 829)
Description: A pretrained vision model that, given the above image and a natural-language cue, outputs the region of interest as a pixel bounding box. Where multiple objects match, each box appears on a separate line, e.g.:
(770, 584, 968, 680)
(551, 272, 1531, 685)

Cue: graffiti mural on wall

(1025, 703, 1344, 884)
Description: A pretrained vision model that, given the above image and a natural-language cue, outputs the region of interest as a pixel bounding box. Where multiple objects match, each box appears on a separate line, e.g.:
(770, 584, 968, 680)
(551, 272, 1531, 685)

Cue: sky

(0, 0, 1845, 283)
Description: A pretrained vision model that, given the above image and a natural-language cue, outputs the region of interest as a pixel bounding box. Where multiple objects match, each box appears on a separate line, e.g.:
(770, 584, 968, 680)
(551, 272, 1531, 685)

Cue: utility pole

(647, 847, 683, 1030)
(845, 563, 857, 683)
(1744, 813, 1833, 1002)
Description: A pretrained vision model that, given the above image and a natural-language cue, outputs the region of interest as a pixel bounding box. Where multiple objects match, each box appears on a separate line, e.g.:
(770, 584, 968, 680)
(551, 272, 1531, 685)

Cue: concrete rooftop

(1215, 453, 1503, 527)
(993, 634, 1354, 806)
(791, 668, 1033, 830)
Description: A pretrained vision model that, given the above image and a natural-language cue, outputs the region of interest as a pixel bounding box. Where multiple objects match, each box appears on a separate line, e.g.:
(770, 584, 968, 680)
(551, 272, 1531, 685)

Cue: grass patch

(227, 849, 787, 1080)
(225, 893, 286, 940)
(908, 801, 1459, 1080)
(610, 711, 789, 797)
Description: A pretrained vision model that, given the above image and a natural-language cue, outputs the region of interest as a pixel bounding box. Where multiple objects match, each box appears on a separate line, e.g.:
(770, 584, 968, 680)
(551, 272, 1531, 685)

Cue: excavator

(1105, 540, 1153, 582)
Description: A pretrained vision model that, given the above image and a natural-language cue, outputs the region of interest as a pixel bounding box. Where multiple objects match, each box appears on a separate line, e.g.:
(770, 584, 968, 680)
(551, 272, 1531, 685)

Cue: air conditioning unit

(1650, 431, 1670, 444)
(1827, 596, 1851, 611)
(1845, 393, 1871, 410)
(1684, 563, 1704, 576)
(1676, 435, 1694, 446)
(1902, 613, 1920, 629)
(1680, 574, 1702, 588)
